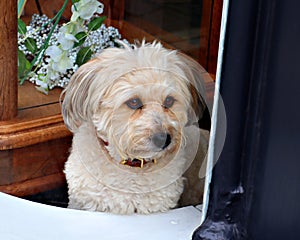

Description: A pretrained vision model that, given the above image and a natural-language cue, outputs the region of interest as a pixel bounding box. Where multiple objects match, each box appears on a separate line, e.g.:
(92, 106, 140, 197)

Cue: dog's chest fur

(64, 123, 185, 214)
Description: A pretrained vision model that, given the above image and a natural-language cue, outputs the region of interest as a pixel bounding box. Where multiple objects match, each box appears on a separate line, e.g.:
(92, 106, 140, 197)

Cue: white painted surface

(201, 0, 230, 223)
(0, 192, 201, 240)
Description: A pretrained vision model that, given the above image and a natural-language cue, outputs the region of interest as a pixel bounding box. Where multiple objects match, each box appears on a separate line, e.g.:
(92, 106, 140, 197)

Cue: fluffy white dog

(61, 42, 209, 214)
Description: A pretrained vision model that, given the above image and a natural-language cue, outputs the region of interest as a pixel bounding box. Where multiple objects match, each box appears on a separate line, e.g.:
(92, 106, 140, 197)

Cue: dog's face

(62, 42, 206, 169)
(92, 69, 192, 166)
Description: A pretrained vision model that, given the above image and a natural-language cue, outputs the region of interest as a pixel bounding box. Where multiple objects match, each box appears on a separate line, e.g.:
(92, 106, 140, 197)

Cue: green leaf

(18, 18, 27, 35)
(74, 32, 87, 48)
(76, 47, 93, 66)
(88, 16, 106, 31)
(24, 38, 37, 54)
(18, 50, 31, 79)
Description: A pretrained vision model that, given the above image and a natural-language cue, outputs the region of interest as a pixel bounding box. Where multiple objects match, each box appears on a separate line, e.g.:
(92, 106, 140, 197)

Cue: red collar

(120, 158, 148, 168)
(121, 158, 157, 168)
(97, 136, 156, 168)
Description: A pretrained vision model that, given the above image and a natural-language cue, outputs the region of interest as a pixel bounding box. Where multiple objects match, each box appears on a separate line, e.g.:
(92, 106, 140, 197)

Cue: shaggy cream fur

(62, 42, 209, 214)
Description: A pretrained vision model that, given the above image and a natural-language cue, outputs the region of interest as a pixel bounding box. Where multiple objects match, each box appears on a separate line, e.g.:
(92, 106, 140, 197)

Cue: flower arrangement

(18, 0, 127, 94)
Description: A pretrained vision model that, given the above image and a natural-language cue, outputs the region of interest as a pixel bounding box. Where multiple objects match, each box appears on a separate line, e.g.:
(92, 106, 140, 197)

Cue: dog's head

(62, 42, 207, 168)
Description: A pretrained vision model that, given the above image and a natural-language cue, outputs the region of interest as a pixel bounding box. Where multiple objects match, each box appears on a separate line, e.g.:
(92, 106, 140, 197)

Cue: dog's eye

(163, 96, 175, 108)
(126, 98, 143, 110)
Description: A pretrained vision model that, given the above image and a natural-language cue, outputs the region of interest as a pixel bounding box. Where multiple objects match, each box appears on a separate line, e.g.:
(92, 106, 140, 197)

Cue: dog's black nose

(152, 132, 171, 149)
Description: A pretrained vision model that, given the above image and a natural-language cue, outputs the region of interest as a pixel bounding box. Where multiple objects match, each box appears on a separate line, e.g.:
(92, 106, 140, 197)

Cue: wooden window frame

(0, 0, 219, 198)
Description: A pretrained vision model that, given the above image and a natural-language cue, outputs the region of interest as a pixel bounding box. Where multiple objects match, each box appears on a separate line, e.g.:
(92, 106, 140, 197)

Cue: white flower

(57, 22, 83, 50)
(58, 32, 78, 50)
(35, 79, 48, 89)
(52, 53, 73, 73)
(47, 65, 60, 80)
(34, 75, 49, 94)
(71, 0, 104, 21)
(60, 22, 84, 35)
(46, 45, 62, 62)
(46, 46, 73, 75)
(35, 79, 49, 94)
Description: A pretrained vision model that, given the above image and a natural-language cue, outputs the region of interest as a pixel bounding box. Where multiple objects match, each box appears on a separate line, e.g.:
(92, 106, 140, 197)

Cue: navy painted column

(193, 0, 300, 239)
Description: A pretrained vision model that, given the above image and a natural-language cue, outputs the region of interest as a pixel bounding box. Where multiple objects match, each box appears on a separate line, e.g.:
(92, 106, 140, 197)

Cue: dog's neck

(72, 123, 191, 194)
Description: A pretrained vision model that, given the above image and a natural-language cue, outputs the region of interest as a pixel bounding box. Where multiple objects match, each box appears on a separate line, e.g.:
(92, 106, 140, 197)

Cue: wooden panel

(23, 0, 72, 21)
(0, 82, 71, 150)
(207, 0, 223, 74)
(0, 172, 66, 197)
(18, 81, 64, 110)
(0, 150, 13, 185)
(0, 137, 71, 185)
(0, 113, 71, 150)
(199, 0, 223, 75)
(11, 137, 71, 183)
(113, 15, 201, 57)
(198, 0, 213, 69)
(0, 0, 18, 120)
(0, 79, 71, 195)
(103, 0, 124, 21)
(109, 20, 172, 48)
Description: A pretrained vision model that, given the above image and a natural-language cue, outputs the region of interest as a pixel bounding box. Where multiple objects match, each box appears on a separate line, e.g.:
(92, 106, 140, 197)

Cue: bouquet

(18, 0, 127, 94)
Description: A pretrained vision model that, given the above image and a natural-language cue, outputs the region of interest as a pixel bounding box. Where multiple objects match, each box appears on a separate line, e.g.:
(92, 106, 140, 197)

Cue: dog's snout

(152, 132, 171, 149)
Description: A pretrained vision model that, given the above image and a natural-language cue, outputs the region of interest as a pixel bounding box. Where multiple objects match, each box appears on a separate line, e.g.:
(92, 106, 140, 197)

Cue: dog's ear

(60, 58, 102, 132)
(176, 52, 209, 121)
(61, 45, 135, 132)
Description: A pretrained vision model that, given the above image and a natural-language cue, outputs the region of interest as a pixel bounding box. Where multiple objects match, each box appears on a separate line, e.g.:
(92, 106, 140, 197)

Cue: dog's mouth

(120, 158, 157, 168)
